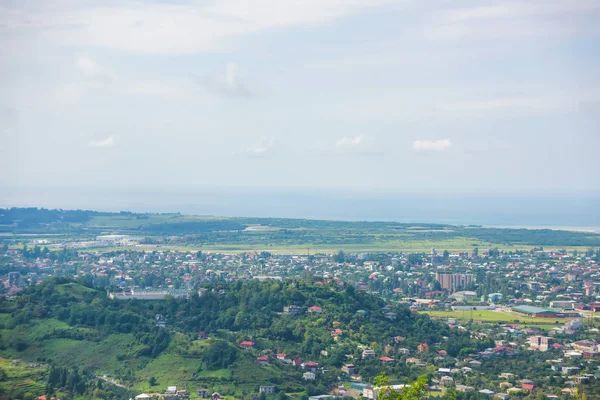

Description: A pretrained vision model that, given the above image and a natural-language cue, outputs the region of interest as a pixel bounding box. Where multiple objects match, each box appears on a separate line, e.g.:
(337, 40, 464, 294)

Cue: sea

(1, 186, 599, 230)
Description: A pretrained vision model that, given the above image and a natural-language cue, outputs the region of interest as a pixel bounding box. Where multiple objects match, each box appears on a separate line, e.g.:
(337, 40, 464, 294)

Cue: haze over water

(2, 186, 599, 229)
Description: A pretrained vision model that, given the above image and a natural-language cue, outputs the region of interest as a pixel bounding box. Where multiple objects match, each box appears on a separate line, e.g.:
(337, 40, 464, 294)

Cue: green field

(420, 310, 571, 329)
(79, 241, 591, 255)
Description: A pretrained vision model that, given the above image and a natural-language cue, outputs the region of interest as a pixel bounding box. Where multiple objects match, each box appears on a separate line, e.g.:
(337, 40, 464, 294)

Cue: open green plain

(420, 310, 572, 329)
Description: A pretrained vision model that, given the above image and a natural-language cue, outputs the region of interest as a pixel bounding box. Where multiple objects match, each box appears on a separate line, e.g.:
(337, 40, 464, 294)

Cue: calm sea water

(1, 186, 599, 228)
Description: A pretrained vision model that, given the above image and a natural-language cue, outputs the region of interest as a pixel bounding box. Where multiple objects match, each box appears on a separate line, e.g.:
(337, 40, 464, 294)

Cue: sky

(1, 0, 600, 198)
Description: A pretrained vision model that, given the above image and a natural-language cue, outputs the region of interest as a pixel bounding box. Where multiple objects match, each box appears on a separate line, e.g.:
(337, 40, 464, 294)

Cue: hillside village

(1, 243, 600, 398)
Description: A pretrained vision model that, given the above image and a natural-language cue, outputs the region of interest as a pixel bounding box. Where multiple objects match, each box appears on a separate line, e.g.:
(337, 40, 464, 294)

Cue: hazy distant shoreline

(486, 225, 600, 234)
(1, 187, 599, 228)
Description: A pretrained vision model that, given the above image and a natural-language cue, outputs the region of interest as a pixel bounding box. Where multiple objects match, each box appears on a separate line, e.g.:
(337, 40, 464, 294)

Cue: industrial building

(512, 305, 579, 318)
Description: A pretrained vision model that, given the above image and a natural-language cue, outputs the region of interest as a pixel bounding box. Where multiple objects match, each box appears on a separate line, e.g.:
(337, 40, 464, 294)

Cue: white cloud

(88, 135, 117, 148)
(443, 1, 600, 23)
(199, 62, 253, 98)
(1, 0, 403, 55)
(76, 55, 114, 83)
(336, 135, 367, 148)
(245, 136, 275, 156)
(442, 96, 576, 113)
(413, 139, 451, 152)
(55, 55, 113, 104)
(427, 1, 600, 42)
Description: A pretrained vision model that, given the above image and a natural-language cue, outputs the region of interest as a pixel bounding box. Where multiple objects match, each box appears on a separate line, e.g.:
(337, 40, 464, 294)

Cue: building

(308, 306, 323, 313)
(342, 364, 355, 375)
(417, 343, 429, 353)
(256, 356, 269, 366)
(362, 349, 376, 359)
(488, 293, 503, 303)
(436, 271, 473, 292)
(303, 372, 316, 380)
(513, 305, 578, 318)
(529, 336, 552, 351)
(108, 288, 193, 300)
(284, 305, 302, 315)
(260, 386, 275, 394)
(550, 300, 577, 309)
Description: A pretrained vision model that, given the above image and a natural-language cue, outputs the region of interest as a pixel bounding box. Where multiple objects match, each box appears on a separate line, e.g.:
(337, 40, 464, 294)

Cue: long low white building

(108, 288, 195, 300)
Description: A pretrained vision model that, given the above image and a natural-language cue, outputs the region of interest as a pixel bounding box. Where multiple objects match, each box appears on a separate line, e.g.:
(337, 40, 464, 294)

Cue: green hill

(0, 279, 471, 399)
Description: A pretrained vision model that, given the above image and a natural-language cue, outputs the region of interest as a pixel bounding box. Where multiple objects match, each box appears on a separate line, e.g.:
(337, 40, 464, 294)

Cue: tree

(334, 251, 346, 263)
(149, 376, 157, 386)
(375, 373, 429, 400)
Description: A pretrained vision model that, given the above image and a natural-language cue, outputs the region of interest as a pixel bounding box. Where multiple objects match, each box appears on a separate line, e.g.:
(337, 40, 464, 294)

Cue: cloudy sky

(1, 0, 599, 195)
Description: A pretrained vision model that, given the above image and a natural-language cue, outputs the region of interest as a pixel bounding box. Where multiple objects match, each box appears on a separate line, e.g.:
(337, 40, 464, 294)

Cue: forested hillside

(0, 278, 474, 399)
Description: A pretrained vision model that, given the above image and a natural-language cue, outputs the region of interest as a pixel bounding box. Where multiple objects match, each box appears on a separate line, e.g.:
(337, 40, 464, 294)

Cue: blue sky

(1, 0, 599, 195)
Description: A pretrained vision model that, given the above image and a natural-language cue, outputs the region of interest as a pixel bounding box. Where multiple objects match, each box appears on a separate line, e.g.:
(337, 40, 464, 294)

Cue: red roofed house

(256, 355, 269, 366)
(379, 356, 394, 363)
(302, 361, 318, 372)
(522, 383, 534, 392)
(308, 306, 323, 313)
(417, 343, 429, 353)
(240, 341, 255, 348)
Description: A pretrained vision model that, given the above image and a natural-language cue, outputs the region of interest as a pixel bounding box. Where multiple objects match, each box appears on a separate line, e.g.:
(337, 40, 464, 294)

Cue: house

(308, 305, 323, 313)
(198, 331, 209, 340)
(257, 355, 269, 366)
(284, 305, 302, 315)
(456, 385, 474, 392)
(384, 312, 397, 320)
(240, 341, 255, 348)
(379, 356, 394, 363)
(362, 349, 376, 359)
(417, 343, 429, 353)
(260, 386, 275, 394)
(440, 376, 454, 387)
(167, 386, 177, 394)
(303, 371, 316, 380)
(212, 392, 221, 400)
(197, 389, 209, 398)
(302, 361, 318, 371)
(342, 364, 355, 375)
(522, 383, 534, 392)
(331, 328, 343, 340)
(494, 394, 510, 400)
(363, 387, 376, 400)
(135, 395, 151, 400)
(276, 353, 288, 361)
(572, 340, 598, 352)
